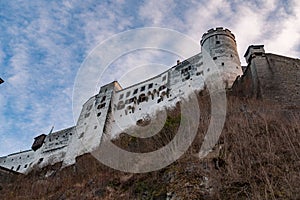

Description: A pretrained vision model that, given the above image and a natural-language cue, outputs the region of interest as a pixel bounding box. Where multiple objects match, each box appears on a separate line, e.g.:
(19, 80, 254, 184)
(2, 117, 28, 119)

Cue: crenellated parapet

(200, 27, 235, 46)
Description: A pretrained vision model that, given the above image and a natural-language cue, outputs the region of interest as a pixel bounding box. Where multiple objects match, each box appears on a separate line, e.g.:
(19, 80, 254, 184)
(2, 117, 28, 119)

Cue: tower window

(133, 89, 138, 94)
(97, 103, 106, 109)
(222, 62, 224, 66)
(140, 86, 145, 92)
(216, 41, 220, 44)
(213, 57, 217, 60)
(126, 91, 130, 97)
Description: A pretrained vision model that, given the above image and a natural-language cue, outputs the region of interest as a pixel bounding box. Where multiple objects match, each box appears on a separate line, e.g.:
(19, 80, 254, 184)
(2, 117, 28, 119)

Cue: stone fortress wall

(231, 45, 300, 109)
(3, 27, 298, 174)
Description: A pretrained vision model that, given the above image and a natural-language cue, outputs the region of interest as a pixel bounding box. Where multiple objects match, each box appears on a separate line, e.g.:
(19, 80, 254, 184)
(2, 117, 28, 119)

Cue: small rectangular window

(126, 97, 135, 104)
(148, 83, 153, 89)
(119, 94, 124, 100)
(216, 41, 220, 44)
(213, 57, 217, 60)
(126, 91, 130, 97)
(86, 104, 92, 111)
(196, 71, 204, 76)
(162, 76, 166, 81)
(141, 86, 145, 92)
(133, 88, 138, 94)
(97, 103, 106, 109)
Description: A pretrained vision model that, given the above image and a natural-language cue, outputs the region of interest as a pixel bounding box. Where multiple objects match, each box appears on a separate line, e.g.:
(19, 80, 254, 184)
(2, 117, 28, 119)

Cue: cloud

(263, 0, 300, 58)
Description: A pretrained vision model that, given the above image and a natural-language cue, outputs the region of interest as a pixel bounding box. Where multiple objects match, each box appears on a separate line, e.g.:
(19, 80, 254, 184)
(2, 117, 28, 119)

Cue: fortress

(0, 27, 299, 174)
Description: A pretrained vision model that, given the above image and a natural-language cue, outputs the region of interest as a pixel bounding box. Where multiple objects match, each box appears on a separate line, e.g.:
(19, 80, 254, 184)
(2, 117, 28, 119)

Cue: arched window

(138, 93, 147, 103)
(158, 85, 166, 91)
(161, 91, 167, 97)
(147, 91, 154, 100)
(153, 89, 159, 97)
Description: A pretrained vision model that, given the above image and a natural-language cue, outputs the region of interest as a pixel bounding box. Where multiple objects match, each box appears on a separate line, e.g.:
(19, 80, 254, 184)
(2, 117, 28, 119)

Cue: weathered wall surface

(0, 150, 34, 173)
(232, 49, 300, 109)
(259, 54, 300, 108)
(231, 65, 254, 97)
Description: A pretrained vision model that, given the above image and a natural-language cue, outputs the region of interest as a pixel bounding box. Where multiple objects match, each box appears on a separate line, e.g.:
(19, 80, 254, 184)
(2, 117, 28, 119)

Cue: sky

(0, 0, 299, 156)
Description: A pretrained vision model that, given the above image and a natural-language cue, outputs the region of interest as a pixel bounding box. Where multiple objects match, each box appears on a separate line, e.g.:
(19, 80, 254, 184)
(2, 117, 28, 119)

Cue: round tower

(200, 27, 243, 87)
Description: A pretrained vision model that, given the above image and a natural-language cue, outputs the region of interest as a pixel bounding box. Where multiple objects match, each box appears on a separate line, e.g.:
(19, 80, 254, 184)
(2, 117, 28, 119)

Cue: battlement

(200, 27, 235, 46)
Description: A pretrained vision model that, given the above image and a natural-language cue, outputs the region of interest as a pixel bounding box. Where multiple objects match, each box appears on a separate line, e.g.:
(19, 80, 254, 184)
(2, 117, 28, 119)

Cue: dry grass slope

(0, 91, 299, 200)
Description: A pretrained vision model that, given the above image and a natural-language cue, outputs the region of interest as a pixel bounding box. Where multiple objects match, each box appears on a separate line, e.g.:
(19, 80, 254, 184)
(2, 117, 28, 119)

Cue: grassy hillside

(0, 92, 299, 200)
